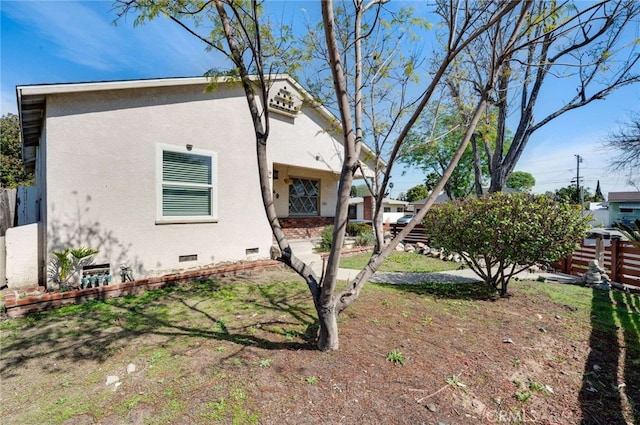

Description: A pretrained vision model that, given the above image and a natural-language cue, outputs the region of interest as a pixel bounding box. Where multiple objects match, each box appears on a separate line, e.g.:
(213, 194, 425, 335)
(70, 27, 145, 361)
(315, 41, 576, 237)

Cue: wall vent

(179, 254, 197, 262)
(245, 248, 259, 255)
(268, 86, 300, 117)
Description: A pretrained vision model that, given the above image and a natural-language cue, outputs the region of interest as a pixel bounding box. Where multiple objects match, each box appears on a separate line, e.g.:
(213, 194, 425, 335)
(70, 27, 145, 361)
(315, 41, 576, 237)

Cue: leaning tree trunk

(317, 304, 339, 351)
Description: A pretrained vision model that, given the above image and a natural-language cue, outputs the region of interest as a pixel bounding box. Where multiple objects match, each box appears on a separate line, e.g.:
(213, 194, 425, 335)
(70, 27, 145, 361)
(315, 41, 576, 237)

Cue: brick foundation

(279, 217, 334, 239)
(3, 260, 282, 318)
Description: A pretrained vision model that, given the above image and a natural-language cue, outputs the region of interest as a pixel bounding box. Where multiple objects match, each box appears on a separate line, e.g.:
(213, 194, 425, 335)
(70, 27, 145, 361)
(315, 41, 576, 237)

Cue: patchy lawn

(1, 268, 638, 424)
(340, 251, 459, 273)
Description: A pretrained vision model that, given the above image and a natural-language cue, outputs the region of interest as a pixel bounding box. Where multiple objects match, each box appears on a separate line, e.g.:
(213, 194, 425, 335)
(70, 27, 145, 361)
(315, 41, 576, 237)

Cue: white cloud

(3, 2, 135, 71)
(2, 1, 223, 77)
(516, 133, 634, 195)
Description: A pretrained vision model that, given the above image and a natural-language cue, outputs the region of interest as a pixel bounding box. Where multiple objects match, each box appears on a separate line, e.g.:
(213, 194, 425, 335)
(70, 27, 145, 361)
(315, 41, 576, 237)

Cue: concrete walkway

(287, 238, 580, 285)
(334, 266, 580, 284)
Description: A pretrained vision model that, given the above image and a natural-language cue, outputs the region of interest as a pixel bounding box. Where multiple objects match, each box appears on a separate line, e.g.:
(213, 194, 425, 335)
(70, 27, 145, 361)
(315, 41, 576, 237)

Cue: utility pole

(575, 154, 584, 210)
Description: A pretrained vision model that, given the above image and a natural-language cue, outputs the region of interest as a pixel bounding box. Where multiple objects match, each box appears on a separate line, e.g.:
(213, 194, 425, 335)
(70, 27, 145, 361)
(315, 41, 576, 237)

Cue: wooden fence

(390, 223, 430, 245)
(554, 239, 640, 288)
(391, 222, 640, 288)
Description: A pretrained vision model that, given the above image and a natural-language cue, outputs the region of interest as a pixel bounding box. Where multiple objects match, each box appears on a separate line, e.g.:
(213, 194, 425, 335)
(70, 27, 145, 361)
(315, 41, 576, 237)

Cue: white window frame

(156, 143, 218, 224)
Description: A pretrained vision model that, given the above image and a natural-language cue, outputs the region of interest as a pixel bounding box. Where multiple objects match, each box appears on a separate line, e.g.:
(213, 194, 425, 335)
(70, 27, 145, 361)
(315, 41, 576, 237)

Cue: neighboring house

(348, 196, 407, 224)
(409, 193, 454, 214)
(14, 75, 375, 287)
(587, 201, 609, 228)
(608, 191, 640, 227)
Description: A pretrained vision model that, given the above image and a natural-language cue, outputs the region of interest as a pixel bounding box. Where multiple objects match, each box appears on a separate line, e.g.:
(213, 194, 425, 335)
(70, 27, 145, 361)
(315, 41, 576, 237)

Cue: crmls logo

(483, 408, 574, 423)
(485, 409, 538, 423)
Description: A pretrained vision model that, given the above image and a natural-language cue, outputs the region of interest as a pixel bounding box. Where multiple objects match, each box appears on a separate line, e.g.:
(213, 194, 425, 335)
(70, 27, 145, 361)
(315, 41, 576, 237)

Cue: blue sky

(1, 1, 638, 198)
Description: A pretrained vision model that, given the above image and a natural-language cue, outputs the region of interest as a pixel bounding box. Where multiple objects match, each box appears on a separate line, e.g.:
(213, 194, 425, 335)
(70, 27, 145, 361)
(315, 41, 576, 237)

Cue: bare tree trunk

(471, 134, 484, 195)
(317, 305, 339, 351)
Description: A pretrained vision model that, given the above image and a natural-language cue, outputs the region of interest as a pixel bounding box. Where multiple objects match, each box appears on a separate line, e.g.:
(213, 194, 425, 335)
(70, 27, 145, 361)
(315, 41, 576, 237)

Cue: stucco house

(348, 196, 407, 224)
(608, 191, 640, 227)
(13, 75, 375, 287)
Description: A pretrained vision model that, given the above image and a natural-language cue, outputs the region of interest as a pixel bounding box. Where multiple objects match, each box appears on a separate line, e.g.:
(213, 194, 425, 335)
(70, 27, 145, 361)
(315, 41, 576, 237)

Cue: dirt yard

(1, 268, 638, 424)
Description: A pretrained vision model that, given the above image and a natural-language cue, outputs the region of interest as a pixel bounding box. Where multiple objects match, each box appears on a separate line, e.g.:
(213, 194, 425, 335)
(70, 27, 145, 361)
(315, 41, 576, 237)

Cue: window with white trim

(289, 178, 319, 216)
(157, 144, 218, 223)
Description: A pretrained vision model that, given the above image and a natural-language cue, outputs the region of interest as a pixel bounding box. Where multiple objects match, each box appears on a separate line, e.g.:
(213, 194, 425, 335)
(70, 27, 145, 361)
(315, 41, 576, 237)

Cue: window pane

(163, 151, 211, 184)
(163, 186, 211, 216)
(289, 178, 319, 215)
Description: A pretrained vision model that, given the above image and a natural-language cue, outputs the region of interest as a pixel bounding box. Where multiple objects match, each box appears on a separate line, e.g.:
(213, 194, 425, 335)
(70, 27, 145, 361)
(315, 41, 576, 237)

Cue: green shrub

(346, 222, 371, 237)
(319, 222, 374, 250)
(355, 231, 375, 247)
(318, 225, 335, 251)
(423, 192, 590, 296)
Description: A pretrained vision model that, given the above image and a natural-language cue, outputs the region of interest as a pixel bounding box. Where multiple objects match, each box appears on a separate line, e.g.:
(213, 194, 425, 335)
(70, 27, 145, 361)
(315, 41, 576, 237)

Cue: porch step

(280, 238, 324, 275)
(286, 238, 320, 257)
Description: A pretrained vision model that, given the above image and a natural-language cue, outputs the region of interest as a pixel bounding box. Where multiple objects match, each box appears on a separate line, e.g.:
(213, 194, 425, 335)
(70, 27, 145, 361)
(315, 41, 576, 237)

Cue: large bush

(423, 192, 591, 296)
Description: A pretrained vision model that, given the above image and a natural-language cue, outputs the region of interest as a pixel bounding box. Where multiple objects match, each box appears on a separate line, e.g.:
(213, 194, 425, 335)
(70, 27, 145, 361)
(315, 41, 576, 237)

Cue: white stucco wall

(43, 84, 274, 279)
(0, 236, 5, 287)
(38, 79, 348, 281)
(5, 223, 40, 288)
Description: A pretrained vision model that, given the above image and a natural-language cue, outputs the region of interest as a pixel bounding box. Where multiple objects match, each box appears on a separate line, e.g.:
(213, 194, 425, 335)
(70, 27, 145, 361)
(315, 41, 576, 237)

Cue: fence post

(610, 237, 619, 283)
(565, 254, 572, 275)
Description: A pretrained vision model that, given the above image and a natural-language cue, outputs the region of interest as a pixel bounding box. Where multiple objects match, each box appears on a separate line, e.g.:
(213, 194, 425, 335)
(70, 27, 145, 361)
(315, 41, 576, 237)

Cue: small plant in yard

(386, 349, 405, 365)
(217, 319, 229, 334)
(529, 380, 546, 392)
(354, 230, 375, 247)
(259, 359, 271, 368)
(305, 376, 319, 384)
(318, 224, 335, 251)
(422, 316, 432, 326)
(614, 219, 640, 248)
(515, 390, 530, 401)
(49, 247, 99, 289)
(511, 358, 521, 368)
(446, 374, 467, 391)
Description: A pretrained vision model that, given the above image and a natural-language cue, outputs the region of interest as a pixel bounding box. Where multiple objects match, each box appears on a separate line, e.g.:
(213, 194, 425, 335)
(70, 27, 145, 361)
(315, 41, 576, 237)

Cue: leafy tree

(448, 1, 640, 192)
(423, 193, 591, 296)
(350, 184, 371, 198)
(604, 112, 640, 173)
(551, 185, 601, 205)
(117, 0, 524, 351)
(404, 185, 429, 202)
(593, 180, 605, 202)
(401, 107, 487, 199)
(1, 113, 33, 188)
(506, 171, 535, 192)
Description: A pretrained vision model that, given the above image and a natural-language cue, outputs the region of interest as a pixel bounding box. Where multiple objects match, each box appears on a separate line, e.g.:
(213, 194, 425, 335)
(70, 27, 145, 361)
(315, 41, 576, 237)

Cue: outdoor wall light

(186, 144, 193, 151)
